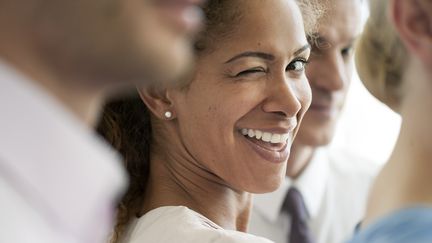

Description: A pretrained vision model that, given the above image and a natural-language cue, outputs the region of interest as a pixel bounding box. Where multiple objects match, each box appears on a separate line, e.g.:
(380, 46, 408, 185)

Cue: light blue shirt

(348, 207, 432, 243)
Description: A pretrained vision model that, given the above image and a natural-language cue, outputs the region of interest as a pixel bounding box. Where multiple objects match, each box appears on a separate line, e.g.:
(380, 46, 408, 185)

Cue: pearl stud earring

(164, 111, 172, 119)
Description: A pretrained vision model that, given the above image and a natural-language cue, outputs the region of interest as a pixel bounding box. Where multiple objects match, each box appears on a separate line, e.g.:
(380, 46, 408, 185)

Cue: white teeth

(255, 130, 262, 139)
(248, 129, 255, 138)
(262, 132, 272, 142)
(281, 134, 289, 142)
(240, 128, 290, 144)
(241, 128, 248, 135)
(271, 134, 281, 144)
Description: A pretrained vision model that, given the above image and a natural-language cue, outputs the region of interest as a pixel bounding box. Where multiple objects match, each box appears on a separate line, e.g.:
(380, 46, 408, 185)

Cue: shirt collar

(0, 61, 127, 242)
(253, 148, 329, 222)
(293, 148, 329, 218)
(253, 177, 291, 222)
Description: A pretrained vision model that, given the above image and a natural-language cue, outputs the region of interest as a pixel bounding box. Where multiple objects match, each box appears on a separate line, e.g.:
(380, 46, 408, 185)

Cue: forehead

(215, 0, 308, 56)
(317, 0, 364, 44)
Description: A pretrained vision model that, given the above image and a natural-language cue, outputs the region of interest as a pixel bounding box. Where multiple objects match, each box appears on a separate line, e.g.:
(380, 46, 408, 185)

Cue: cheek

(305, 60, 322, 81)
(339, 62, 354, 100)
(177, 94, 238, 155)
(345, 61, 355, 81)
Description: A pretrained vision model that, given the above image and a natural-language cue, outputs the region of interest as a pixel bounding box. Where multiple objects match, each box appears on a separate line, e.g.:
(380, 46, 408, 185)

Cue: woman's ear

(390, 0, 432, 64)
(137, 84, 176, 120)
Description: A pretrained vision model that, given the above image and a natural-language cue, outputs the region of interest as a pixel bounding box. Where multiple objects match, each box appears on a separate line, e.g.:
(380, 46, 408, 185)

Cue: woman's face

(170, 0, 311, 193)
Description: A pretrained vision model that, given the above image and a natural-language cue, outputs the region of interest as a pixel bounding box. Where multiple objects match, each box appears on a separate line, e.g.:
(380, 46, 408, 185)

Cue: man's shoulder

(0, 176, 71, 243)
(326, 148, 382, 179)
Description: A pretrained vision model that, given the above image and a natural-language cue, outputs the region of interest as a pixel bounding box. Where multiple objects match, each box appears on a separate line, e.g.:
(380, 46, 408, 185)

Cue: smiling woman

(98, 0, 320, 242)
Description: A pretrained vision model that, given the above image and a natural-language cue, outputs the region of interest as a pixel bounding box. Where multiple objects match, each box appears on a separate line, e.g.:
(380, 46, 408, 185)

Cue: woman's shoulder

(348, 207, 432, 243)
(123, 206, 273, 243)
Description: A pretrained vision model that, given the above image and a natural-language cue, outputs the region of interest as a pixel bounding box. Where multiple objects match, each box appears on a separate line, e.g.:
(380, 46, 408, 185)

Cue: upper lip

(157, 0, 206, 6)
(189, 0, 207, 5)
(310, 98, 334, 109)
(310, 103, 331, 109)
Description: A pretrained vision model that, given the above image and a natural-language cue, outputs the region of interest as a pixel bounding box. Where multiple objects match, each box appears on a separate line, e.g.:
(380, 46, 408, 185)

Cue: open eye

(286, 59, 308, 72)
(235, 67, 266, 77)
(341, 45, 354, 59)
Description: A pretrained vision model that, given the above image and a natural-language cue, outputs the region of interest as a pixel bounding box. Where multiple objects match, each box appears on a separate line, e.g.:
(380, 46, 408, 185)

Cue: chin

(250, 182, 282, 194)
(164, 46, 194, 81)
(242, 171, 285, 194)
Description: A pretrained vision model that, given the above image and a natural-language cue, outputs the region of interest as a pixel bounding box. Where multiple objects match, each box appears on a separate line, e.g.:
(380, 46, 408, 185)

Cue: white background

(330, 70, 401, 166)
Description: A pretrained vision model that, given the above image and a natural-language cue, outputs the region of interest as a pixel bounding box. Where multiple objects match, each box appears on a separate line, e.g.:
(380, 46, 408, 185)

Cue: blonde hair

(296, 0, 326, 37)
(356, 0, 407, 112)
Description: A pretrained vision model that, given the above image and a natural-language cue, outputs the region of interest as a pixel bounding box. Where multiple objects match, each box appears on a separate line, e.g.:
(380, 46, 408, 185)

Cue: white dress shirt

(0, 61, 127, 243)
(249, 148, 380, 243)
(122, 206, 274, 243)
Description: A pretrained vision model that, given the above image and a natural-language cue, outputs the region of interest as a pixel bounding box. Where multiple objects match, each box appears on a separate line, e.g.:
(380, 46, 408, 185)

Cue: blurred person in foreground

(249, 0, 381, 242)
(349, 0, 432, 242)
(0, 0, 204, 243)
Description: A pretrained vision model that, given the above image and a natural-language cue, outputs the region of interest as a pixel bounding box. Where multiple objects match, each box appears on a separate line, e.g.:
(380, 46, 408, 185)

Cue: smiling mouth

(240, 128, 289, 151)
(239, 128, 291, 164)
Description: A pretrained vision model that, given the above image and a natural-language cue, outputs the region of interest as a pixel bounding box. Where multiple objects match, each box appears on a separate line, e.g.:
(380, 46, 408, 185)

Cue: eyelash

(234, 58, 309, 77)
(341, 46, 354, 57)
(286, 58, 309, 72)
(235, 67, 267, 77)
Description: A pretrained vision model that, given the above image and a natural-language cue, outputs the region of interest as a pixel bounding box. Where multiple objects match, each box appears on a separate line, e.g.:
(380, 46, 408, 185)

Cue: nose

(261, 74, 310, 119)
(309, 51, 347, 92)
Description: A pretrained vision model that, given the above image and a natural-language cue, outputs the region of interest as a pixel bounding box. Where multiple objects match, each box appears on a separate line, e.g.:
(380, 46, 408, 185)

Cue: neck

(363, 121, 432, 226)
(286, 143, 316, 178)
(143, 149, 253, 232)
(363, 60, 432, 227)
(31, 69, 104, 126)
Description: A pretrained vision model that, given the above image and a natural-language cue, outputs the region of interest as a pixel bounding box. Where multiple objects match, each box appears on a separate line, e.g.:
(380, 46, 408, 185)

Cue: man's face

(32, 0, 205, 87)
(295, 0, 364, 146)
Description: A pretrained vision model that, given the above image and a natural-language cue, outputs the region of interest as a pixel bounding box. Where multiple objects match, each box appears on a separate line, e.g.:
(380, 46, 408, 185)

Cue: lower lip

(154, 1, 203, 34)
(240, 133, 291, 164)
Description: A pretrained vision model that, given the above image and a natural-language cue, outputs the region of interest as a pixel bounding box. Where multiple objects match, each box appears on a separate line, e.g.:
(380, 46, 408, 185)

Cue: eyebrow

(224, 44, 311, 64)
(224, 52, 275, 64)
(293, 44, 311, 56)
(311, 35, 358, 48)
